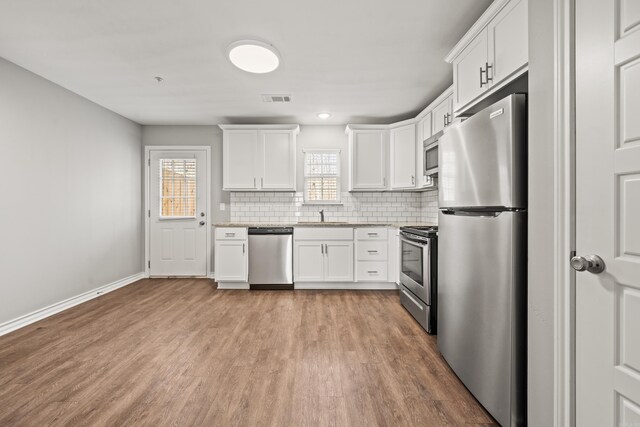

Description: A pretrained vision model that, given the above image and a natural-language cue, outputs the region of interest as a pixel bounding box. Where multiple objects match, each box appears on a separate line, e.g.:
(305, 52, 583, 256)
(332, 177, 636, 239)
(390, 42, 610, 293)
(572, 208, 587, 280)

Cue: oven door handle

(400, 236, 429, 247)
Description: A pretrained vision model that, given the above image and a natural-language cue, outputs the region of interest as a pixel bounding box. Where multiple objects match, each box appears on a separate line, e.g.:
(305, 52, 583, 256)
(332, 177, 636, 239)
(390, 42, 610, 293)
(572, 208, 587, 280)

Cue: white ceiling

(0, 0, 492, 125)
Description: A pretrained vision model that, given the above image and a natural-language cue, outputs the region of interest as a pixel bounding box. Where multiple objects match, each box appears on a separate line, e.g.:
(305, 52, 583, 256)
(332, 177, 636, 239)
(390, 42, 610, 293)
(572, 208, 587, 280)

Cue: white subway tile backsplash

(230, 189, 440, 224)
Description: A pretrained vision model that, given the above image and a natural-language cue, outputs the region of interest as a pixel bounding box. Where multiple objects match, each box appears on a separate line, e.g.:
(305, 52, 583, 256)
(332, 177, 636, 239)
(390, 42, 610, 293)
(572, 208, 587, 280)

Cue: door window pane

(159, 159, 196, 217)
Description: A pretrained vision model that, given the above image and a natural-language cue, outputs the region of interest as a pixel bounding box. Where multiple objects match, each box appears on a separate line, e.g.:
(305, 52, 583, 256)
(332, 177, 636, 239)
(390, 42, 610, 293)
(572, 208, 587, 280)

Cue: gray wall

(528, 0, 555, 424)
(0, 57, 143, 326)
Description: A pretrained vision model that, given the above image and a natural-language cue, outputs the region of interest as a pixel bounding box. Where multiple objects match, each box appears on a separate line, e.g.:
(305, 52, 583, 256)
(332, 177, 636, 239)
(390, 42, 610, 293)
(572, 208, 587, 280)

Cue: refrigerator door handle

(441, 209, 502, 217)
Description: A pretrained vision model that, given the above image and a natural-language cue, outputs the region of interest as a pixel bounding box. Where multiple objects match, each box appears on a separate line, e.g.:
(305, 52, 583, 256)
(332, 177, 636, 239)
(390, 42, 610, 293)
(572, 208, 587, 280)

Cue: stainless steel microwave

(423, 131, 442, 176)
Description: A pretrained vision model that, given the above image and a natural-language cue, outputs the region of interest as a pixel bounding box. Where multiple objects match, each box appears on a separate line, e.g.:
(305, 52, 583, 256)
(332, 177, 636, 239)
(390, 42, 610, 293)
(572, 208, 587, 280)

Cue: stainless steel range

(398, 225, 438, 334)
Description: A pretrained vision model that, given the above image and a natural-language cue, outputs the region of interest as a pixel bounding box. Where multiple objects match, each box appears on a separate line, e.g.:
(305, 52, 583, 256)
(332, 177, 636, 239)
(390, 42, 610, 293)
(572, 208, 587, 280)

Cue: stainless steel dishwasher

(248, 227, 294, 289)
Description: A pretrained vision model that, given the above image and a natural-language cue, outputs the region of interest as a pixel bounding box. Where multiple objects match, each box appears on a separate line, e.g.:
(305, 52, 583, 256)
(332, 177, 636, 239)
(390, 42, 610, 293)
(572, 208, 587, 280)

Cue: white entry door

(148, 149, 208, 276)
(576, 1, 640, 425)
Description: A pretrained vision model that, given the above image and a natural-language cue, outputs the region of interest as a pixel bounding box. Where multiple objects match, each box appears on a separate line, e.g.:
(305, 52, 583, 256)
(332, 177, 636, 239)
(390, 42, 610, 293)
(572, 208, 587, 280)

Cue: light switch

(219, 202, 226, 211)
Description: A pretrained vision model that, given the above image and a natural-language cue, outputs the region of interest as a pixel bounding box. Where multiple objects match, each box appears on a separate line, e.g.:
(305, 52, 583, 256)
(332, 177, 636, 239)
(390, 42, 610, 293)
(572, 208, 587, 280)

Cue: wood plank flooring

(0, 279, 496, 426)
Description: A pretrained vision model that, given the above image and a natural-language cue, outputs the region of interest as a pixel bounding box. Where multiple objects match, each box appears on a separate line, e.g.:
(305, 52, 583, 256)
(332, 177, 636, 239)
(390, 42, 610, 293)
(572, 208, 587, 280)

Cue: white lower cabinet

(214, 227, 248, 285)
(355, 228, 390, 282)
(324, 242, 354, 281)
(294, 242, 325, 281)
(356, 262, 388, 282)
(294, 240, 354, 282)
(215, 241, 247, 282)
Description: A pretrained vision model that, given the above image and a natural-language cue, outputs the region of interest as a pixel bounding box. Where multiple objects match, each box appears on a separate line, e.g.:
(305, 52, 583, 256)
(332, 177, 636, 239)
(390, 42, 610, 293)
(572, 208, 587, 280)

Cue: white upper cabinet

(419, 112, 432, 143)
(260, 130, 296, 190)
(223, 130, 258, 190)
(453, 29, 489, 109)
(431, 95, 453, 135)
(447, 0, 528, 114)
(346, 126, 387, 191)
(220, 125, 299, 191)
(390, 123, 416, 189)
(487, 0, 528, 84)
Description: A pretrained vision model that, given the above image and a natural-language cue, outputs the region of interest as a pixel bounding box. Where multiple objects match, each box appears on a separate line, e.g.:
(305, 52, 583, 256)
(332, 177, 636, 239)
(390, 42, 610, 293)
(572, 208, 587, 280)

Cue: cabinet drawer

(294, 227, 353, 241)
(215, 227, 248, 240)
(356, 241, 388, 261)
(357, 262, 388, 282)
(355, 227, 388, 241)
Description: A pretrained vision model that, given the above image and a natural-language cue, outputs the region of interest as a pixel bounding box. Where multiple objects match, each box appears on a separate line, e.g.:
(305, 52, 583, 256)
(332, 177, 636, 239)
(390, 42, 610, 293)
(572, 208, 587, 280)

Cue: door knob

(199, 221, 205, 226)
(570, 254, 605, 274)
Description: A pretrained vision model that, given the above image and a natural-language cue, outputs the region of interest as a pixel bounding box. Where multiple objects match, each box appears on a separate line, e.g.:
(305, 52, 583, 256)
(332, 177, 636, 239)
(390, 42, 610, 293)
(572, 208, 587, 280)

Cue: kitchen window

(159, 159, 197, 218)
(303, 149, 341, 204)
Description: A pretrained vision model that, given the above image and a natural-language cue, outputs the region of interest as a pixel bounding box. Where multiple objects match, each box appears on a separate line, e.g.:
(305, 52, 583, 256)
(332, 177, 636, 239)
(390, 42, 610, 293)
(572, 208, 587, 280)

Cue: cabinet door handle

(383, 177, 386, 187)
(485, 62, 493, 83)
(446, 113, 451, 126)
(261, 177, 263, 188)
(411, 175, 415, 185)
(367, 233, 378, 236)
(325, 244, 328, 255)
(367, 250, 378, 254)
(225, 232, 235, 237)
(253, 177, 256, 188)
(242, 243, 245, 254)
(443, 114, 447, 127)
(480, 66, 486, 87)
(321, 244, 324, 255)
(367, 270, 378, 274)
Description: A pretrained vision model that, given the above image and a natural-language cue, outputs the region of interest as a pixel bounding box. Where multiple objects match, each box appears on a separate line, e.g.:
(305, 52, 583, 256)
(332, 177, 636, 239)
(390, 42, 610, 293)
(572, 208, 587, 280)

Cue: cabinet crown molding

(345, 84, 453, 133)
(218, 124, 300, 133)
(344, 124, 388, 134)
(444, 0, 512, 63)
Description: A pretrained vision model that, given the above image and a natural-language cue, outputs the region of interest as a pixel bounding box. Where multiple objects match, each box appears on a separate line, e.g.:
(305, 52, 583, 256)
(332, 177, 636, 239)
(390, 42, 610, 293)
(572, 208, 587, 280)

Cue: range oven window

(425, 144, 438, 173)
(401, 240, 423, 286)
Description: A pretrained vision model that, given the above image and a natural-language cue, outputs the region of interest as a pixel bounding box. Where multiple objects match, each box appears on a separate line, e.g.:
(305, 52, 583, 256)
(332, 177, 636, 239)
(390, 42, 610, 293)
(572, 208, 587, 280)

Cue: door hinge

(148, 261, 151, 268)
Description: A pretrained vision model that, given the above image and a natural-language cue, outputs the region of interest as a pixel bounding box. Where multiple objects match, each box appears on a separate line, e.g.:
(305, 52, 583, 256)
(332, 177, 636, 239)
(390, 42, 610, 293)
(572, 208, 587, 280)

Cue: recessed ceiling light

(227, 40, 280, 74)
(317, 112, 331, 119)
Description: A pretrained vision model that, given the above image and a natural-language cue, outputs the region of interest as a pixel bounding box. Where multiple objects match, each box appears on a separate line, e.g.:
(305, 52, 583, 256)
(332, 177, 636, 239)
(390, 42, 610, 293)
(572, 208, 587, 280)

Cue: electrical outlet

(219, 202, 226, 211)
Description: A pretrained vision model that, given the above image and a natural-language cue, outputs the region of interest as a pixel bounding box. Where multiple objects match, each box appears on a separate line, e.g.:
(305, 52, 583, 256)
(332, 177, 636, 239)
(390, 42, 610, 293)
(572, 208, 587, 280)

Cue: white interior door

(148, 149, 208, 276)
(576, 1, 640, 425)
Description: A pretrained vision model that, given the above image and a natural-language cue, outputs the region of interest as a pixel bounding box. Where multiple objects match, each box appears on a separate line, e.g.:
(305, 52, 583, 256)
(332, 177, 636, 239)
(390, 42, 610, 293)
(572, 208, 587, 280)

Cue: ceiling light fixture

(317, 112, 331, 119)
(227, 40, 280, 74)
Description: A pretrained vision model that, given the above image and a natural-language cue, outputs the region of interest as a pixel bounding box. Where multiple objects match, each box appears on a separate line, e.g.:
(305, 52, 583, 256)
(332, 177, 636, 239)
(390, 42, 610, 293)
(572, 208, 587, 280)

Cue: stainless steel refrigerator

(438, 94, 527, 426)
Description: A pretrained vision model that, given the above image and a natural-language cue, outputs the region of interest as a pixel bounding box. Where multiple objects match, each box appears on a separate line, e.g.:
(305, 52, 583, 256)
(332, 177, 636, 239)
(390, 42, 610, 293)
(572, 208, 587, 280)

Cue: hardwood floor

(0, 279, 496, 426)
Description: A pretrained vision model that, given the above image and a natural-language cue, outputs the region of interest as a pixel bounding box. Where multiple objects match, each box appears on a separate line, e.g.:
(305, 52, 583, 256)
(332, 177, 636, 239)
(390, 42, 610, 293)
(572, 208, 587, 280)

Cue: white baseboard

(0, 272, 145, 337)
(217, 282, 250, 290)
(294, 282, 397, 290)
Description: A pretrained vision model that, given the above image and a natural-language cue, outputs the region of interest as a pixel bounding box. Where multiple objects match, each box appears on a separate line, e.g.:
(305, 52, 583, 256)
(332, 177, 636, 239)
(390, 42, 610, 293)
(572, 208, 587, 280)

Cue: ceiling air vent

(262, 94, 292, 103)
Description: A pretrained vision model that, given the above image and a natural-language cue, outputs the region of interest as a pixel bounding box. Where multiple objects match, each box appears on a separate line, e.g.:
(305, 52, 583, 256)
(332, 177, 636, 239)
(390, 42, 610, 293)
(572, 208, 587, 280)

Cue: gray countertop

(213, 222, 437, 228)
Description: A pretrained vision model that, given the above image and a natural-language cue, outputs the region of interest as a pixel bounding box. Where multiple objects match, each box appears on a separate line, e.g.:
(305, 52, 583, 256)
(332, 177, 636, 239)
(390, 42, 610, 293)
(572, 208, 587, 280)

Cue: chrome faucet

(319, 209, 325, 223)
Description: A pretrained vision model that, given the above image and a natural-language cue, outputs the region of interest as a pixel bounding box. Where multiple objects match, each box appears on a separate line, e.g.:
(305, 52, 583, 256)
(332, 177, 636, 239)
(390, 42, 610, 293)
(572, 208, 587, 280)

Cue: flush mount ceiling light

(317, 112, 331, 119)
(227, 40, 280, 74)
